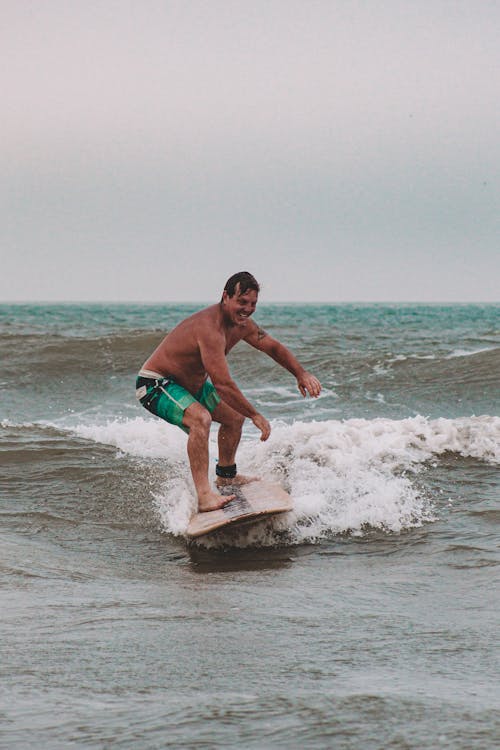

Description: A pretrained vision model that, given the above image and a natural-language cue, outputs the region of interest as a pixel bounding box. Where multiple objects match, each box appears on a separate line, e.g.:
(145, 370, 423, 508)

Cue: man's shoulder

(198, 303, 221, 322)
(193, 305, 224, 336)
(184, 304, 218, 324)
(242, 318, 263, 340)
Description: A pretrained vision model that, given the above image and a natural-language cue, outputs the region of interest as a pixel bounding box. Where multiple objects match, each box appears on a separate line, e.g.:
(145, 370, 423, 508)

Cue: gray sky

(2, 0, 499, 302)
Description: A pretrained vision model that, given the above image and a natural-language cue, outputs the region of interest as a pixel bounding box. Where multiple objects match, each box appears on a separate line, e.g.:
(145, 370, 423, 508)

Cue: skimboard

(186, 480, 293, 538)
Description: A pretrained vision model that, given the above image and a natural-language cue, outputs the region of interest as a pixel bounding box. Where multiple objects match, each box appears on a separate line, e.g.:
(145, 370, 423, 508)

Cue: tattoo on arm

(257, 327, 268, 341)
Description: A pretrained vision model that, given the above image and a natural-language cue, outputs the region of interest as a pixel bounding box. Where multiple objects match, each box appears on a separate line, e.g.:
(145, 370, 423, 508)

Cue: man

(136, 272, 321, 512)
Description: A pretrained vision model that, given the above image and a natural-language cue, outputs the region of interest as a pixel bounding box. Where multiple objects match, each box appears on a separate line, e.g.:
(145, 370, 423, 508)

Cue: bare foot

(215, 473, 260, 488)
(198, 489, 235, 513)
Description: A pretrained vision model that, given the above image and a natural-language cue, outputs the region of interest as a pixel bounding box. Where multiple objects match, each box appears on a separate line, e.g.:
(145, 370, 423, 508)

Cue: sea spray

(70, 414, 500, 546)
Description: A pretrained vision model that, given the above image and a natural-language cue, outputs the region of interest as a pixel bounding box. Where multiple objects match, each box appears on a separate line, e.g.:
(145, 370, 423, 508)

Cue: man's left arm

(244, 323, 322, 398)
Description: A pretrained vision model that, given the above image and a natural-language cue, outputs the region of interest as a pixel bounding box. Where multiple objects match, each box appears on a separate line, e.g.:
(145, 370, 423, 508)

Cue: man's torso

(142, 304, 249, 394)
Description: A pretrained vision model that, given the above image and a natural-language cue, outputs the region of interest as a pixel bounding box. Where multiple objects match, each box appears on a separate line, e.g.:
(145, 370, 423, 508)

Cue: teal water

(1, 303, 499, 748)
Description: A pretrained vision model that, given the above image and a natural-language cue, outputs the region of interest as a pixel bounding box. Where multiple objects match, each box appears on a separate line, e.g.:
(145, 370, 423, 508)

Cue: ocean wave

(64, 414, 500, 547)
(0, 331, 163, 377)
(368, 348, 499, 401)
(446, 346, 498, 359)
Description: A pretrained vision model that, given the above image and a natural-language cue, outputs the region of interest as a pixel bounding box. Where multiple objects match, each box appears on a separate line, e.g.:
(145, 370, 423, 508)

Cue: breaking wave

(68, 414, 500, 548)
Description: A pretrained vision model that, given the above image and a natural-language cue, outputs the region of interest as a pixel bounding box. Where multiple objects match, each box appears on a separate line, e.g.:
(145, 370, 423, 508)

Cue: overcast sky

(2, 1, 499, 302)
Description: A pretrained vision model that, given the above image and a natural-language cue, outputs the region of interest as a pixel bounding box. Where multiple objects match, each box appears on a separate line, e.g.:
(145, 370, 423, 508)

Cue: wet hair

(222, 271, 260, 299)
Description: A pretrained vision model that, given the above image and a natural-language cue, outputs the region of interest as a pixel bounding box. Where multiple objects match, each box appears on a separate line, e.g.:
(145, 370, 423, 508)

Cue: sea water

(1, 303, 499, 748)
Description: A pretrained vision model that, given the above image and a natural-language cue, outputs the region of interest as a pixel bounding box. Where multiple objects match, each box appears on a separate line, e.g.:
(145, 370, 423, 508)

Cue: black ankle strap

(216, 463, 237, 478)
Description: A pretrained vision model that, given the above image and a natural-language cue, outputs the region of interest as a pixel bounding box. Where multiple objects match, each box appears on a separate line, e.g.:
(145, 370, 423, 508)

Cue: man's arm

(244, 323, 322, 398)
(198, 327, 271, 440)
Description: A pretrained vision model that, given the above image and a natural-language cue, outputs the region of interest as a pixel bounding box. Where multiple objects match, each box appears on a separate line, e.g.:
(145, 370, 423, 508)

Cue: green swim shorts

(135, 373, 220, 434)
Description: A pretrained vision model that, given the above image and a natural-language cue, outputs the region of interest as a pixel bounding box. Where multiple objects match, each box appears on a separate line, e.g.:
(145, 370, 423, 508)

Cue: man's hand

(251, 413, 271, 441)
(297, 372, 322, 398)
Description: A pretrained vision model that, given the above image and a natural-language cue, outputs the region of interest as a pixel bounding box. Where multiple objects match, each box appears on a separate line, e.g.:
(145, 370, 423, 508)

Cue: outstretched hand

(251, 413, 271, 441)
(297, 371, 322, 398)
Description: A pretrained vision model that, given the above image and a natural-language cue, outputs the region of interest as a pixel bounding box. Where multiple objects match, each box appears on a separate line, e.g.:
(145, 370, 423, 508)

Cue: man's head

(222, 271, 260, 299)
(221, 271, 260, 326)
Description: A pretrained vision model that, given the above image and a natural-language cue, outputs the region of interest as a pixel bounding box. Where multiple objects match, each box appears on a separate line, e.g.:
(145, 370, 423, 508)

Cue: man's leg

(211, 401, 259, 486)
(182, 402, 234, 512)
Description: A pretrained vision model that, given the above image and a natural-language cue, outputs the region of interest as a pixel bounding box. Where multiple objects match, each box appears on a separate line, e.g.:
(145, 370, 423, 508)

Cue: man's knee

(183, 403, 212, 434)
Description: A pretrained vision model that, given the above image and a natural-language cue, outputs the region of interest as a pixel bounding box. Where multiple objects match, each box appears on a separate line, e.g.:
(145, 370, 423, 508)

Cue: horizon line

(1, 299, 499, 306)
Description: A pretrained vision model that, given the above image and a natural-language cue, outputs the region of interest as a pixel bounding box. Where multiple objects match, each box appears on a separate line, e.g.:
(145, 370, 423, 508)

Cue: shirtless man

(136, 272, 321, 512)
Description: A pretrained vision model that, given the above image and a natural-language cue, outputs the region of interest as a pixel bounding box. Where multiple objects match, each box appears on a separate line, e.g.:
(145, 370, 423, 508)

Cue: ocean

(1, 302, 499, 749)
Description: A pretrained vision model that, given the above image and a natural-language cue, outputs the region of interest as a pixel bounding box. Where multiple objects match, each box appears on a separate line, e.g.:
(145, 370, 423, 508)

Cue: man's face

(222, 284, 258, 326)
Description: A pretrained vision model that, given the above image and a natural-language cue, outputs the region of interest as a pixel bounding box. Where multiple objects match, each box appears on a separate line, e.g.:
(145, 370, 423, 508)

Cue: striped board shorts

(135, 370, 220, 434)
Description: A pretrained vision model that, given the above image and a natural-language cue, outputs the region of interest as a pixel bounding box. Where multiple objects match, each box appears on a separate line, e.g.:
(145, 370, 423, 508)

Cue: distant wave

(446, 346, 498, 359)
(370, 346, 499, 394)
(0, 331, 163, 377)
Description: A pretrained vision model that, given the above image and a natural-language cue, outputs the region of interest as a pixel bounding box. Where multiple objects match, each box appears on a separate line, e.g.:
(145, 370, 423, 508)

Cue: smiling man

(136, 272, 321, 512)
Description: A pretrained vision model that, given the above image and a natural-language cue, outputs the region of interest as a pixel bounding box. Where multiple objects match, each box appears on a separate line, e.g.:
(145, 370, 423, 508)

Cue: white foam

(65, 414, 500, 547)
(73, 416, 187, 461)
(446, 346, 497, 359)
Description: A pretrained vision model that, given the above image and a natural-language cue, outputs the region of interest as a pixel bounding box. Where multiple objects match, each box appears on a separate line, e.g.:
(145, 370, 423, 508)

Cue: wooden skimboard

(186, 480, 293, 539)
